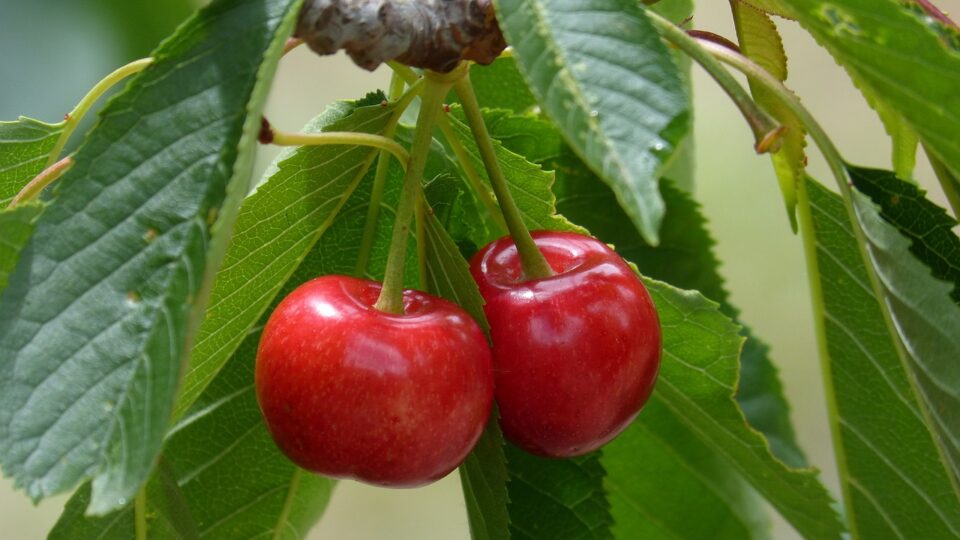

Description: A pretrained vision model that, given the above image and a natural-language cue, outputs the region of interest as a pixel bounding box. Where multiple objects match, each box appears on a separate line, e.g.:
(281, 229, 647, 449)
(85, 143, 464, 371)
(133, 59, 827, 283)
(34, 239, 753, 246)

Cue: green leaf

(506, 448, 613, 539)
(604, 399, 770, 539)
(643, 279, 841, 539)
(178, 98, 397, 417)
(422, 192, 490, 332)
(51, 330, 334, 539)
(0, 116, 63, 206)
(459, 417, 511, 540)
(850, 165, 960, 303)
(0, 203, 44, 293)
(473, 109, 566, 164)
(848, 179, 960, 494)
(0, 0, 302, 513)
(494, 0, 689, 245)
(803, 178, 960, 538)
(731, 1, 806, 231)
(50, 461, 199, 540)
(779, 0, 960, 178)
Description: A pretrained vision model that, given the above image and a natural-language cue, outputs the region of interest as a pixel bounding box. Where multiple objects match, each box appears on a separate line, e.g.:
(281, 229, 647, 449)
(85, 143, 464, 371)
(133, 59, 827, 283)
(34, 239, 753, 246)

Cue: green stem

(454, 75, 554, 279)
(49, 58, 154, 167)
(356, 73, 415, 277)
(374, 69, 461, 313)
(8, 156, 74, 208)
(134, 486, 147, 540)
(699, 36, 960, 501)
(387, 62, 506, 231)
(925, 144, 960, 218)
(647, 11, 784, 153)
(794, 177, 861, 539)
(271, 131, 409, 170)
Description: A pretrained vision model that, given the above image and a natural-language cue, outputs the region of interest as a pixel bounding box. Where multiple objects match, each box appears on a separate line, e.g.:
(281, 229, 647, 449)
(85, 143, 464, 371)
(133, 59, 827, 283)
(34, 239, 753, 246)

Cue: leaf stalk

(49, 57, 154, 168)
(270, 130, 409, 170)
(646, 12, 784, 154)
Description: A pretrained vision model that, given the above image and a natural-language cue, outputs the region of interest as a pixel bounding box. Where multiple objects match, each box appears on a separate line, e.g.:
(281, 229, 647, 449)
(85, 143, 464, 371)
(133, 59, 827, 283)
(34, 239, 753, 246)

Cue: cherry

(470, 231, 661, 458)
(255, 275, 494, 487)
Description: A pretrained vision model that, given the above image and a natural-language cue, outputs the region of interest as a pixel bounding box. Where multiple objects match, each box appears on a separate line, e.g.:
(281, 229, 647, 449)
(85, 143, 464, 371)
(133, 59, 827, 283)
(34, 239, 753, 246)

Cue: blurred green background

(2, 1, 957, 538)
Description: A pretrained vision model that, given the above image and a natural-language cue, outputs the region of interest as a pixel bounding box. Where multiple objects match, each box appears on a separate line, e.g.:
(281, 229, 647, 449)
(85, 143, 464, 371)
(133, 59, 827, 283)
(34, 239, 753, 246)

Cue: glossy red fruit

(255, 275, 494, 487)
(470, 231, 661, 458)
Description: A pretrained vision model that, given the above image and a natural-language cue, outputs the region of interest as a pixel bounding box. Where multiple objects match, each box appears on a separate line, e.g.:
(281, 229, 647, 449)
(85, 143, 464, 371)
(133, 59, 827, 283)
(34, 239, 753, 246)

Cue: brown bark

(295, 0, 507, 72)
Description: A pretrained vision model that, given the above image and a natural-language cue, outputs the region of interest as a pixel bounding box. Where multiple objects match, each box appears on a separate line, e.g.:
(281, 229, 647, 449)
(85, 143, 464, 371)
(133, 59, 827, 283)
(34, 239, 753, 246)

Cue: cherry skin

(255, 275, 494, 487)
(470, 231, 661, 458)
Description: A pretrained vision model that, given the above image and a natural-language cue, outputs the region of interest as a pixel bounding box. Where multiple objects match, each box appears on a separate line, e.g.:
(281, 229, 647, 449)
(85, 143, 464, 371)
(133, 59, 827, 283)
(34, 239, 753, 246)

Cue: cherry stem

(49, 57, 154, 168)
(374, 68, 462, 314)
(387, 62, 507, 233)
(454, 75, 554, 280)
(269, 130, 409, 170)
(646, 11, 785, 154)
(8, 156, 74, 208)
(356, 72, 414, 276)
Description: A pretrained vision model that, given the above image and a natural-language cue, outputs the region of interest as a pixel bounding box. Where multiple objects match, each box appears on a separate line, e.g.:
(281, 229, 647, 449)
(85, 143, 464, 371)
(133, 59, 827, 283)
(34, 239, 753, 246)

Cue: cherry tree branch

(296, 0, 506, 72)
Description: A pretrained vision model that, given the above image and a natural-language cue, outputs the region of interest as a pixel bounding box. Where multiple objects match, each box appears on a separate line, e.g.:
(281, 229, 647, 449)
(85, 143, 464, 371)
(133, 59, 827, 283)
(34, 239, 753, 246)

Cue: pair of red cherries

(255, 231, 662, 486)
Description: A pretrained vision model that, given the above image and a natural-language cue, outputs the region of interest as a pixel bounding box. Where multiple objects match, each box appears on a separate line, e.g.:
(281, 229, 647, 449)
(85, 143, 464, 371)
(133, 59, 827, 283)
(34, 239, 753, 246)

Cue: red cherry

(470, 231, 661, 458)
(255, 275, 494, 486)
